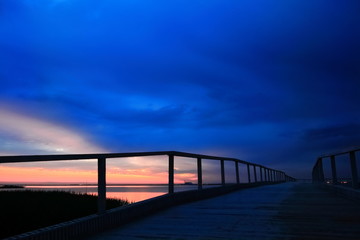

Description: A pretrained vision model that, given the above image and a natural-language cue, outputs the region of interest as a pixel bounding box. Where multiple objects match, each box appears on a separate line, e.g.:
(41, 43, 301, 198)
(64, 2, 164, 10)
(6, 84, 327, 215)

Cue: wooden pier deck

(88, 183, 360, 240)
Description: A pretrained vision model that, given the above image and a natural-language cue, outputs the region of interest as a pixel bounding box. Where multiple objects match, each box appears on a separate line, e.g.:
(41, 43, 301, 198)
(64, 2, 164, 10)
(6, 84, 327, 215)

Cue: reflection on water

(87, 191, 166, 202)
(1, 184, 202, 203)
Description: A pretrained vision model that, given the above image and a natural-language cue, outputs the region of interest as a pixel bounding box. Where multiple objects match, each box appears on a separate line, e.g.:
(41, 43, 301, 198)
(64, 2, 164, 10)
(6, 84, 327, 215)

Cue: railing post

(278, 171, 281, 182)
(268, 169, 271, 182)
(264, 168, 267, 182)
(253, 165, 257, 182)
(221, 159, 225, 185)
(247, 164, 251, 183)
(264, 167, 267, 182)
(318, 158, 325, 183)
(312, 164, 318, 183)
(235, 161, 240, 184)
(268, 170, 271, 182)
(168, 154, 174, 194)
(273, 170, 275, 182)
(260, 167, 263, 182)
(274, 171, 277, 182)
(278, 172, 281, 182)
(97, 157, 106, 214)
(197, 157, 203, 190)
(330, 155, 337, 185)
(274, 170, 276, 182)
(349, 151, 359, 189)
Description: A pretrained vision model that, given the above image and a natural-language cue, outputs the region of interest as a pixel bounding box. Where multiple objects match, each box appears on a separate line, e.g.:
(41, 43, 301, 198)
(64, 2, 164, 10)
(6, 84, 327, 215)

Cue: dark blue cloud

(0, 0, 359, 178)
(302, 123, 360, 147)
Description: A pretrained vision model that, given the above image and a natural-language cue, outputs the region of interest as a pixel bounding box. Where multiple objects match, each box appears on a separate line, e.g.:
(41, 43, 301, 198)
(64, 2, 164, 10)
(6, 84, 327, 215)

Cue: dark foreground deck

(88, 183, 360, 240)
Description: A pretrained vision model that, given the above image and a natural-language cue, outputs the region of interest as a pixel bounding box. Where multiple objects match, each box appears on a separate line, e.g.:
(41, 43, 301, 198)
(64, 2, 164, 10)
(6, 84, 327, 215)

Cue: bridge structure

(1, 149, 359, 239)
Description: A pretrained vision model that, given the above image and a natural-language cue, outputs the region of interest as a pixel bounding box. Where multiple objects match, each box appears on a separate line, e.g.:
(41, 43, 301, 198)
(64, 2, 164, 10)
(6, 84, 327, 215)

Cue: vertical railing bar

(264, 168, 267, 182)
(97, 157, 106, 215)
(253, 165, 257, 182)
(268, 169, 270, 182)
(330, 155, 337, 185)
(316, 162, 319, 182)
(318, 158, 325, 183)
(235, 161, 240, 184)
(312, 160, 318, 183)
(247, 164, 251, 183)
(275, 171, 277, 182)
(168, 154, 174, 194)
(273, 170, 275, 182)
(197, 157, 203, 190)
(268, 169, 271, 182)
(273, 170, 276, 182)
(221, 159, 225, 186)
(260, 167, 263, 182)
(349, 151, 359, 189)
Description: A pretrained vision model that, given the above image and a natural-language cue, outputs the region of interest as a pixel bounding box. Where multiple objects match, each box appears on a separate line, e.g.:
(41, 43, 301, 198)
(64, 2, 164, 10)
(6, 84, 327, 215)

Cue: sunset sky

(0, 0, 359, 183)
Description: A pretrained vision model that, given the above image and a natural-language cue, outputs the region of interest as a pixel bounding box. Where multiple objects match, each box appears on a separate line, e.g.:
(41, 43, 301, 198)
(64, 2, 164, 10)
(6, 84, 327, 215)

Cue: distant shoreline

(0, 184, 24, 189)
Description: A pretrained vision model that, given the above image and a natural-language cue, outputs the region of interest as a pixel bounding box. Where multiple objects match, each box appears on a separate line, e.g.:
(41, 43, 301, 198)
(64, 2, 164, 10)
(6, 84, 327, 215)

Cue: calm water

(2, 184, 200, 203)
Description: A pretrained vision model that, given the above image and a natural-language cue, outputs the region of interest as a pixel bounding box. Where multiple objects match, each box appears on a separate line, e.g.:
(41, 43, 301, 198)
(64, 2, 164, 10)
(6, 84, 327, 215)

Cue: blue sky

(0, 0, 359, 179)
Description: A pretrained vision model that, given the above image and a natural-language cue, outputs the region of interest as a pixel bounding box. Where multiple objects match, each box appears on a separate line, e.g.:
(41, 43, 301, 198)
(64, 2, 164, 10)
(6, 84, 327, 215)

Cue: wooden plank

(88, 183, 360, 240)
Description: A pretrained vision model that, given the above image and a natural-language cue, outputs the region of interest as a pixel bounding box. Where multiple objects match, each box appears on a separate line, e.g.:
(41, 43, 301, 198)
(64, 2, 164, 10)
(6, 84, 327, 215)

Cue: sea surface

(0, 184, 203, 203)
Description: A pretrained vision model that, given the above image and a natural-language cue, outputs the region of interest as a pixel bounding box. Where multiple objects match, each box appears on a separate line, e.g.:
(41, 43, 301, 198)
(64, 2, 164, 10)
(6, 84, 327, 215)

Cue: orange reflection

(88, 192, 166, 203)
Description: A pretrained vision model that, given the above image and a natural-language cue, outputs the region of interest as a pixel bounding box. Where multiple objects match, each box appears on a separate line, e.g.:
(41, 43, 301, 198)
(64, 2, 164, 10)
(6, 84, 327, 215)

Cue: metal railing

(0, 151, 295, 214)
(312, 148, 360, 189)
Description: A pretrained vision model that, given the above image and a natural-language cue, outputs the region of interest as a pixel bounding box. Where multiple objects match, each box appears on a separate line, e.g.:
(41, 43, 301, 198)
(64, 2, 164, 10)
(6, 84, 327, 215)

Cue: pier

(88, 182, 360, 240)
(1, 149, 359, 240)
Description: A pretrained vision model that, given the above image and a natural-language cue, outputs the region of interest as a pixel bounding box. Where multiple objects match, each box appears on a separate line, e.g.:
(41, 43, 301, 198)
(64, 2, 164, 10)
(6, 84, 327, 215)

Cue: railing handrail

(0, 150, 280, 172)
(319, 147, 360, 158)
(312, 148, 360, 171)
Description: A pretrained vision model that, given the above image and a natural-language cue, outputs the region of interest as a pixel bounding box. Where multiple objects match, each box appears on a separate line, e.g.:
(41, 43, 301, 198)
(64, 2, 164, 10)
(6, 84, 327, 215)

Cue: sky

(0, 0, 359, 183)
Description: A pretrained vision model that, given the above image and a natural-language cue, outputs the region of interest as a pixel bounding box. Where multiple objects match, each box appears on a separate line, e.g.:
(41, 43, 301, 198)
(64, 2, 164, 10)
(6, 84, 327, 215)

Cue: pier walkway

(88, 183, 360, 240)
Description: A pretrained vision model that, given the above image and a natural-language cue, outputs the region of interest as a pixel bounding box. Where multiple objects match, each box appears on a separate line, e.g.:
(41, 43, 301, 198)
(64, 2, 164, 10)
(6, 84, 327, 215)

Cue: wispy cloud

(0, 106, 106, 154)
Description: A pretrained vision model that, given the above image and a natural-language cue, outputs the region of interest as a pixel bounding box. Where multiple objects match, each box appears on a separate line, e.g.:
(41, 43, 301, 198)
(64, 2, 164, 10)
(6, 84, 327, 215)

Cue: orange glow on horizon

(0, 166, 97, 183)
(0, 166, 195, 184)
